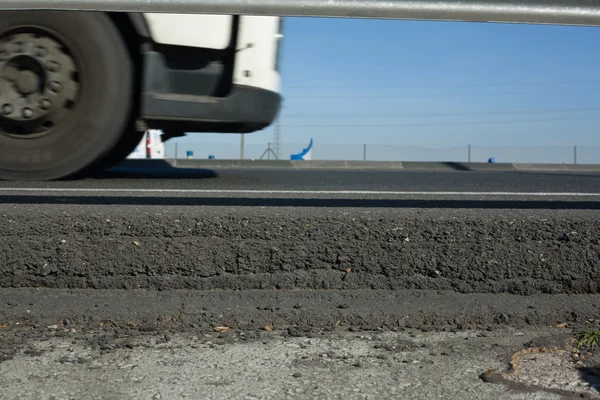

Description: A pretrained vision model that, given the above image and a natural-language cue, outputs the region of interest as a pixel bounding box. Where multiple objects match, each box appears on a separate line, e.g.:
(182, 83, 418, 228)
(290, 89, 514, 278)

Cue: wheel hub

(15, 70, 39, 95)
(0, 31, 79, 137)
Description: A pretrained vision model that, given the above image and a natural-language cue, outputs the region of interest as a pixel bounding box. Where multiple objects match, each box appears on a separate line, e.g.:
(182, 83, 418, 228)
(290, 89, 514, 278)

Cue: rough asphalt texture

(1, 204, 599, 295)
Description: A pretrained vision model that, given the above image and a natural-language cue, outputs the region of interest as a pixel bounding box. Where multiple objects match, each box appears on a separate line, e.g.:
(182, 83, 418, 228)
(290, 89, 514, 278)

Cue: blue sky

(171, 17, 600, 162)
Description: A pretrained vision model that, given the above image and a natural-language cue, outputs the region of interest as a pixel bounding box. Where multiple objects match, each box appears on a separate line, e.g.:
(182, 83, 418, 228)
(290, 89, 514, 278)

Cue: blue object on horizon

(488, 157, 495, 163)
(208, 155, 215, 159)
(290, 138, 313, 160)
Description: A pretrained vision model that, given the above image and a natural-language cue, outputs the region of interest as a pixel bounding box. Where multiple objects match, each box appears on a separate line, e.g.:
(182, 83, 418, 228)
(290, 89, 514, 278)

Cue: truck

(0, 12, 283, 180)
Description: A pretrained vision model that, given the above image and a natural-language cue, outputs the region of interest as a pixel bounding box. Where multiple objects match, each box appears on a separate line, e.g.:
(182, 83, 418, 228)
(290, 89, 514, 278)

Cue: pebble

(479, 369, 495, 383)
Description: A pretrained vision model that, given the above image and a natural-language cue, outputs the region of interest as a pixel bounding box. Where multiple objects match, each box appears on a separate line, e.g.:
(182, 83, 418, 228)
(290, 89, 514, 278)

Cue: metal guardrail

(4, 1, 600, 26)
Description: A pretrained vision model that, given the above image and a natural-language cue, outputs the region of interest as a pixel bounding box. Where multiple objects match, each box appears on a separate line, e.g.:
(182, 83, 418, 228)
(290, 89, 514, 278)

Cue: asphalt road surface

(0, 165, 599, 399)
(1, 165, 599, 193)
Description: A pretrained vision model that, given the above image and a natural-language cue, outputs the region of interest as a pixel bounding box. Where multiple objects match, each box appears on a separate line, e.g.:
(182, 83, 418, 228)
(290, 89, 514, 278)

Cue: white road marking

(0, 188, 598, 196)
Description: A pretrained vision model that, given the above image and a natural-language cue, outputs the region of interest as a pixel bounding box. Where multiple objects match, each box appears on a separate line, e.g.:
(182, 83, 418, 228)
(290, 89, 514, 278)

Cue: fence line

(163, 142, 600, 164)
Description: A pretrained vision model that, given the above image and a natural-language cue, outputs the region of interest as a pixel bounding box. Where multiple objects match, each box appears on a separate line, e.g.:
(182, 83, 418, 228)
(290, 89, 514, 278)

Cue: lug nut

(40, 99, 52, 110)
(2, 104, 13, 115)
(46, 61, 60, 73)
(22, 108, 34, 119)
(34, 46, 48, 58)
(48, 81, 61, 93)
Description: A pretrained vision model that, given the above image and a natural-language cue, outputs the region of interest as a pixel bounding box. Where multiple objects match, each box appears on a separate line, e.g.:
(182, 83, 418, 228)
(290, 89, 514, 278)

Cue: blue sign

(290, 138, 313, 160)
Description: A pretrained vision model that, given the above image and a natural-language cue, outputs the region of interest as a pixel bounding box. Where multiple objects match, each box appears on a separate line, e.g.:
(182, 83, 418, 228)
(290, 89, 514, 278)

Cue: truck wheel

(93, 128, 146, 171)
(0, 11, 133, 181)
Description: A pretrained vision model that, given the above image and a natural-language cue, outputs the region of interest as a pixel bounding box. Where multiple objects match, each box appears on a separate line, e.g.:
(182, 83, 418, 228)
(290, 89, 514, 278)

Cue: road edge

(116, 159, 600, 172)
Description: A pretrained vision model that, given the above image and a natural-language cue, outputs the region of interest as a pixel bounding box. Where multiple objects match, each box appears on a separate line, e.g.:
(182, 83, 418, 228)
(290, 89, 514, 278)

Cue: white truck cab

(0, 12, 283, 180)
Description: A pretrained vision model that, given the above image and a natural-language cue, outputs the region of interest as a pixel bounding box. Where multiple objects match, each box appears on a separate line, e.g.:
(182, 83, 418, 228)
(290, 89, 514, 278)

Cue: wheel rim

(0, 30, 79, 139)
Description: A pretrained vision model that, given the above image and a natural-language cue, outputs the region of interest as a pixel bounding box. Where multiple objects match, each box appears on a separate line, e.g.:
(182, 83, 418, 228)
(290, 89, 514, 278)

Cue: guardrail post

(468, 145, 471, 163)
(363, 144, 367, 161)
(574, 145, 577, 165)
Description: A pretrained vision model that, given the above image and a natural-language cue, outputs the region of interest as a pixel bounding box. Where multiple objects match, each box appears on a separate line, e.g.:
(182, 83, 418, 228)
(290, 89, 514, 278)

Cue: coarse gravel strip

(0, 204, 599, 295)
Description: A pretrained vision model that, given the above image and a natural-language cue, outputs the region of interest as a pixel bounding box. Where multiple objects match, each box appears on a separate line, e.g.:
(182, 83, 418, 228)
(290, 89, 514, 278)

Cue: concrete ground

(0, 326, 598, 400)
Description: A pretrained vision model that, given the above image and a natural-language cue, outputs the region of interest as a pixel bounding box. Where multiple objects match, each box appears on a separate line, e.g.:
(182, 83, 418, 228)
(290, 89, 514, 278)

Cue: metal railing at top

(4, 1, 600, 27)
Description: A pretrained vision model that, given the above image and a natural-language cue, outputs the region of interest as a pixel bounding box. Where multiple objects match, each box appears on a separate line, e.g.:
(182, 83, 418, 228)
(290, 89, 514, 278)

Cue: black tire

(0, 11, 133, 181)
(92, 128, 146, 171)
